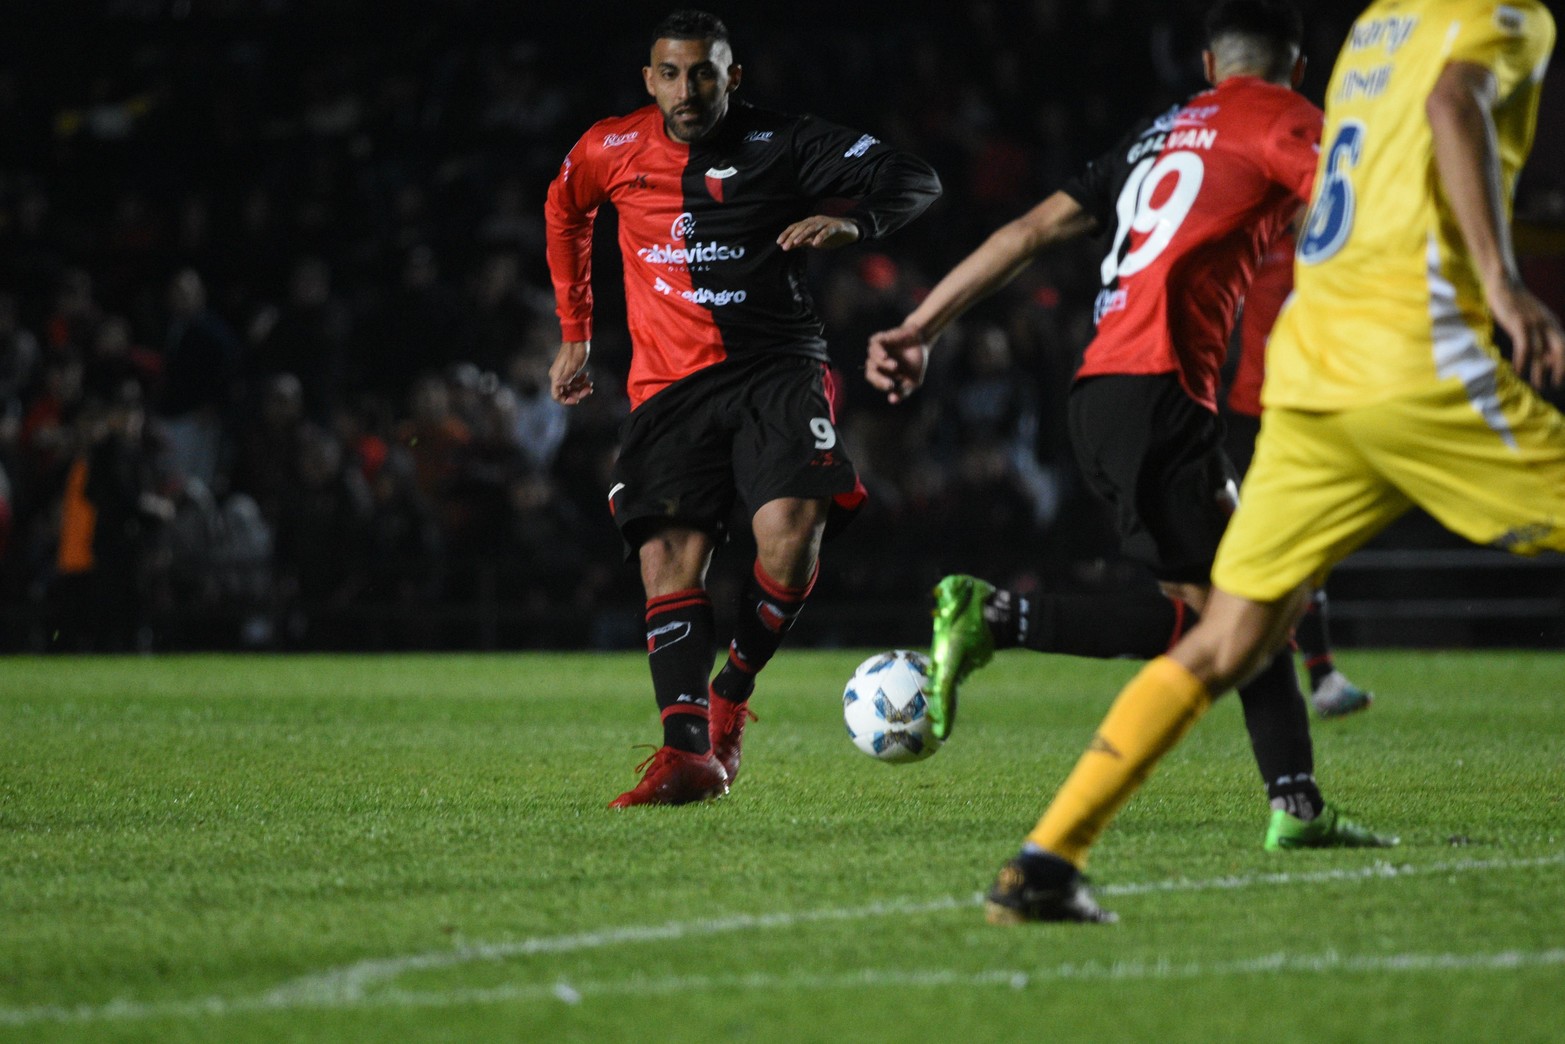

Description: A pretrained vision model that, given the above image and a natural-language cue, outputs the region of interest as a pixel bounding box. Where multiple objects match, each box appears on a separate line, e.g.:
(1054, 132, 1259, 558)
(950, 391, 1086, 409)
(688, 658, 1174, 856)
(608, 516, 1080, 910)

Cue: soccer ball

(842, 650, 940, 763)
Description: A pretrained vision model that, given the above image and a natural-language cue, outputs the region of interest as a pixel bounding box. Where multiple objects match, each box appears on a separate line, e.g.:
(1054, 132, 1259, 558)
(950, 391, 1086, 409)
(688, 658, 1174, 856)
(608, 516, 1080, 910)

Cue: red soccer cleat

(708, 694, 757, 784)
(608, 746, 729, 809)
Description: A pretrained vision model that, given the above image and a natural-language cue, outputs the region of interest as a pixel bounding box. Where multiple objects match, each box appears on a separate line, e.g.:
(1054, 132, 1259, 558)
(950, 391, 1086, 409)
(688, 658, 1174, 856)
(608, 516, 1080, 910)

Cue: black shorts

(1223, 409, 1261, 478)
(609, 353, 865, 552)
(1067, 373, 1238, 584)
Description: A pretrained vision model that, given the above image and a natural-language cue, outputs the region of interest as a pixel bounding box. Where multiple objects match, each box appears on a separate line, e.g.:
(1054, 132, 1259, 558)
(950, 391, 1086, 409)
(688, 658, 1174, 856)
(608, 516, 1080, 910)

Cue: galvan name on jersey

(1129, 127, 1218, 164)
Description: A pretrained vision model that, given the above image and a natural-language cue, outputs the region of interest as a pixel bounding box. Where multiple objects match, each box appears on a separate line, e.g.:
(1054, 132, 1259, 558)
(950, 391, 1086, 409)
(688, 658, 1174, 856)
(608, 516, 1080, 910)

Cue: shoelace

(712, 704, 757, 739)
(628, 744, 662, 776)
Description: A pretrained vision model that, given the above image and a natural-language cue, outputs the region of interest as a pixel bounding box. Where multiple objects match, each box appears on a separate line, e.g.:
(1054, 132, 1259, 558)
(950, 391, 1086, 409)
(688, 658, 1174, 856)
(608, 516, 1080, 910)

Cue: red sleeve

(1229, 231, 1296, 417)
(1262, 95, 1323, 205)
(544, 132, 609, 344)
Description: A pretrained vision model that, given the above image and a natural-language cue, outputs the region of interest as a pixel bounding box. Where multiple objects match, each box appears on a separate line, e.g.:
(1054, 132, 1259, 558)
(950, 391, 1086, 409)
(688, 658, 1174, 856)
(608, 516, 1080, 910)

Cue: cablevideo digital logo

(636, 211, 746, 268)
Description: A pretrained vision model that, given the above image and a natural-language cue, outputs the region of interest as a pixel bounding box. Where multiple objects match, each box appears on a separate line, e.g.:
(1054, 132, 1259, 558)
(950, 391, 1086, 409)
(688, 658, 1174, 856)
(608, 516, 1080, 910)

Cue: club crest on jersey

(705, 165, 738, 201)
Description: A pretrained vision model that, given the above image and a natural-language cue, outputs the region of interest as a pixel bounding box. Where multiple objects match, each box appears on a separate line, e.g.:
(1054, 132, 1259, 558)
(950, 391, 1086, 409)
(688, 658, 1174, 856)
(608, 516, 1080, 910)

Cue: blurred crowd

(1, 1, 1559, 650)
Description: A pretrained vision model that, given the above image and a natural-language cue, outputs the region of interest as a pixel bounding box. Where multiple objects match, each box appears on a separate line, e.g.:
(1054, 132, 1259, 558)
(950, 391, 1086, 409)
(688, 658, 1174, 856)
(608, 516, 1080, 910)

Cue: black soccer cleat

(984, 851, 1118, 925)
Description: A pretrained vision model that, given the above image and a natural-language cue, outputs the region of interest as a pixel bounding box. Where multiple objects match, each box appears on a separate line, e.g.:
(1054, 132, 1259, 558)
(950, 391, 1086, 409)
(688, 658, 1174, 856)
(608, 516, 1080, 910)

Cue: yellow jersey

(1264, 0, 1554, 411)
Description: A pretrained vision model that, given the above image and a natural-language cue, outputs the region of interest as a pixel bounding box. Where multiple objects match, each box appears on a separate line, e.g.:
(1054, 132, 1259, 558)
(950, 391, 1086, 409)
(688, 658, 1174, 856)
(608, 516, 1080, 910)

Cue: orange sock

(1026, 656, 1213, 867)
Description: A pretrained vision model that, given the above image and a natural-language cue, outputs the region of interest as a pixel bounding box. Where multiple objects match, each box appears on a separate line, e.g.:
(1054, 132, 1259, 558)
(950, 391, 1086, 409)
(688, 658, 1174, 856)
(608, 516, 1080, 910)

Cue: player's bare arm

(1427, 60, 1565, 389)
(550, 340, 594, 405)
(777, 215, 862, 251)
(864, 190, 1096, 403)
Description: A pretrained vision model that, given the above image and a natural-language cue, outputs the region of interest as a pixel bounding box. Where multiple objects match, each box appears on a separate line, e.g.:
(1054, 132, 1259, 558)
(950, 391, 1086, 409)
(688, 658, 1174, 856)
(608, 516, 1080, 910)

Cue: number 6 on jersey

(1299, 120, 1365, 265)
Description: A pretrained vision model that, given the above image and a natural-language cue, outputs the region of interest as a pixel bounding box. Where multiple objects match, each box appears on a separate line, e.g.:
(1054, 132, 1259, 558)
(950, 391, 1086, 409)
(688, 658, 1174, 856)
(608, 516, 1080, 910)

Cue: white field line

(9, 947, 1565, 1027)
(3, 853, 1562, 1027)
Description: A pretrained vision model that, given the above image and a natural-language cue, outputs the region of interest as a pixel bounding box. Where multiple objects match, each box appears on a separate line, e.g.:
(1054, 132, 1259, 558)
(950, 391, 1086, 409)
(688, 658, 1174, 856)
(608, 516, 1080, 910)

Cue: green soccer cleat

(928, 574, 997, 741)
(1264, 803, 1400, 851)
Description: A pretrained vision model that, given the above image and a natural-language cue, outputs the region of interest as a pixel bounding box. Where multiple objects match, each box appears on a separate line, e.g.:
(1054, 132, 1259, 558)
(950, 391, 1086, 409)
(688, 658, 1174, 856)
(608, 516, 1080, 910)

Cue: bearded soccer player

(962, 0, 1562, 924)
(868, 0, 1395, 922)
(546, 10, 940, 807)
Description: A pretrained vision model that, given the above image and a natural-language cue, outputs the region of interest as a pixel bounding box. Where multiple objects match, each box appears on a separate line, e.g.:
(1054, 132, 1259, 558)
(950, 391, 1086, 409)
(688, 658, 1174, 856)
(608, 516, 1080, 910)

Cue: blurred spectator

(48, 379, 172, 651)
(157, 268, 242, 491)
(361, 245, 472, 401)
(247, 256, 353, 422)
(467, 252, 537, 374)
(274, 424, 373, 646)
(19, 351, 85, 494)
(0, 293, 41, 464)
(363, 445, 445, 633)
(395, 373, 472, 534)
(508, 352, 568, 475)
(938, 323, 1061, 528)
(44, 268, 103, 354)
(233, 372, 307, 529)
(84, 314, 161, 402)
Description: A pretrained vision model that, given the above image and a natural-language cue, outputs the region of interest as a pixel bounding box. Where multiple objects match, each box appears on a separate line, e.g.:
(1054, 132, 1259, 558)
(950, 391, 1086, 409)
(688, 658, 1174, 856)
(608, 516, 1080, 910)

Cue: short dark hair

(1205, 0, 1303, 50)
(651, 10, 730, 49)
(1205, 0, 1302, 80)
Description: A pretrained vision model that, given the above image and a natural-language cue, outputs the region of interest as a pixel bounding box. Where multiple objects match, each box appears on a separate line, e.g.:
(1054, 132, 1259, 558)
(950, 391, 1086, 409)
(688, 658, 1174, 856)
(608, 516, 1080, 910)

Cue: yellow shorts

(1213, 370, 1565, 603)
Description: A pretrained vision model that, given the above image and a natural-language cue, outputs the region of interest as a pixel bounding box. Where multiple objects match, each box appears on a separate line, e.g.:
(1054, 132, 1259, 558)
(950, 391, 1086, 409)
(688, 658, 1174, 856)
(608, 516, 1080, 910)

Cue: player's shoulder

(1439, 0, 1554, 40)
(572, 106, 662, 157)
(691, 101, 804, 150)
(1219, 77, 1320, 120)
(729, 100, 797, 132)
(760, 104, 858, 148)
(1103, 104, 1177, 160)
(1493, 0, 1556, 41)
(742, 102, 891, 160)
(1474, 0, 1553, 27)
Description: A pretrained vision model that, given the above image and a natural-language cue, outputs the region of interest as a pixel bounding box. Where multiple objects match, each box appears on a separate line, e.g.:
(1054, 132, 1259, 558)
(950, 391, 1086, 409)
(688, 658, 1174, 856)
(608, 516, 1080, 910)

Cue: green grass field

(3, 650, 1563, 1042)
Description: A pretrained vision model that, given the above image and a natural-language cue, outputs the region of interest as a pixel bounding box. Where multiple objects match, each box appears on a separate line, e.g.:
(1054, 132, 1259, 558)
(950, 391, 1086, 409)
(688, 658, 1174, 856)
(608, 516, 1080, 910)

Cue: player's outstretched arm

(550, 340, 594, 405)
(1427, 61, 1565, 389)
(862, 191, 1095, 403)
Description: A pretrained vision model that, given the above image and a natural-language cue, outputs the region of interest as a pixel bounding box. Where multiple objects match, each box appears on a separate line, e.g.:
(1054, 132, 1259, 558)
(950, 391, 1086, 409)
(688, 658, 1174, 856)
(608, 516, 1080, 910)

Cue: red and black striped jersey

(546, 101, 941, 410)
(1061, 76, 1320, 411)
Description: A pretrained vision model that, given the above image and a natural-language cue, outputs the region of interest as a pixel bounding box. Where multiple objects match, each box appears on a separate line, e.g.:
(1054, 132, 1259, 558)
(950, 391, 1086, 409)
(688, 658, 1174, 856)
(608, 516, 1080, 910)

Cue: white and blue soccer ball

(842, 650, 940, 763)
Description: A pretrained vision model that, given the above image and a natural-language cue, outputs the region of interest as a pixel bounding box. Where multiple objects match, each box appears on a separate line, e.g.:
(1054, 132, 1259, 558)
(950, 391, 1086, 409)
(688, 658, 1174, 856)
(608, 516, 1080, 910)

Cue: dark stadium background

(0, 0, 1560, 652)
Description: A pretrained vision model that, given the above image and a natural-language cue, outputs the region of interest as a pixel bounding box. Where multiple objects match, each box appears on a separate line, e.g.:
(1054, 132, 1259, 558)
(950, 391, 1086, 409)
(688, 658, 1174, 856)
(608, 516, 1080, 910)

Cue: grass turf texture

(2, 651, 1562, 1042)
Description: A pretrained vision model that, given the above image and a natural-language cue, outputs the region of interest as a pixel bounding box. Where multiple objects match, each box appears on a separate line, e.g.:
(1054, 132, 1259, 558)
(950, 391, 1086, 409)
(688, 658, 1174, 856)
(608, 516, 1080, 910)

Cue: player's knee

(1158, 581, 1210, 614)
(752, 498, 827, 571)
(1175, 590, 1297, 694)
(755, 533, 822, 589)
(1178, 629, 1268, 693)
(637, 525, 713, 593)
(1219, 631, 1290, 691)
